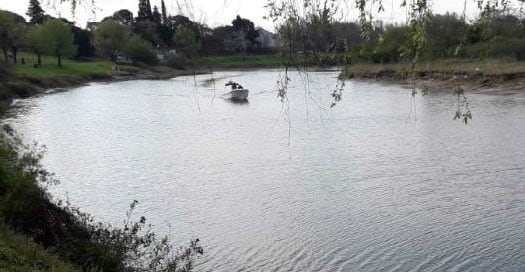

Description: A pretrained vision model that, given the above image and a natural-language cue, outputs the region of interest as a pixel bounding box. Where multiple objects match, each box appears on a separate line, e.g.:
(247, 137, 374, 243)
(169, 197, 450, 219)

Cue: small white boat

(224, 81, 249, 101)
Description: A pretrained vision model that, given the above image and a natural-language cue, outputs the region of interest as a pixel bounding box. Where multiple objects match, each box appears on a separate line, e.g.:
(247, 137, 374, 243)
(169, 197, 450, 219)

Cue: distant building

(155, 49, 177, 61)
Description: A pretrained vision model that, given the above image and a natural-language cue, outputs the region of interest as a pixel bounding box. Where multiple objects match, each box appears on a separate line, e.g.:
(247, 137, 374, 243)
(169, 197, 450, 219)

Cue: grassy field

(10, 52, 113, 76)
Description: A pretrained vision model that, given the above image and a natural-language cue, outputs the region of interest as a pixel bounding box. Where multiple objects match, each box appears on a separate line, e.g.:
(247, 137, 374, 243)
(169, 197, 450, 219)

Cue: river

(5, 69, 525, 271)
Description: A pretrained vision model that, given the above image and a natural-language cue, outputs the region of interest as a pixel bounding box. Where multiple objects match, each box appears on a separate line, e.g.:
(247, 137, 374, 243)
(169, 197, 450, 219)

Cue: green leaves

(330, 79, 345, 108)
(93, 19, 129, 61)
(174, 26, 201, 59)
(38, 19, 77, 66)
(453, 86, 473, 124)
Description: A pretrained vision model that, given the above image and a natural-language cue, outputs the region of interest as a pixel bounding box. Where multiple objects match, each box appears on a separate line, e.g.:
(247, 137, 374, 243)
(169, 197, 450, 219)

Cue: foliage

(166, 54, 188, 69)
(174, 26, 201, 58)
(111, 9, 134, 26)
(0, 223, 79, 271)
(423, 13, 469, 59)
(93, 19, 129, 61)
(39, 19, 77, 67)
(70, 23, 95, 58)
(123, 35, 158, 65)
(25, 24, 46, 66)
(0, 10, 26, 64)
(231, 15, 260, 53)
(161, 0, 168, 25)
(26, 0, 45, 25)
(374, 26, 409, 63)
(137, 0, 153, 22)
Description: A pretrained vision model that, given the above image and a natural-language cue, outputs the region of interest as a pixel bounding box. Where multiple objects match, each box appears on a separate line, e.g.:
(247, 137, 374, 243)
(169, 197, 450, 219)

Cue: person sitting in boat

(226, 81, 243, 90)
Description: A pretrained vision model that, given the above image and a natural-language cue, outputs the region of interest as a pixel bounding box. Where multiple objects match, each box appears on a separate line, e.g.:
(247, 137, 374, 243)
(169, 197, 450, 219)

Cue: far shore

(342, 59, 525, 95)
(3, 57, 525, 114)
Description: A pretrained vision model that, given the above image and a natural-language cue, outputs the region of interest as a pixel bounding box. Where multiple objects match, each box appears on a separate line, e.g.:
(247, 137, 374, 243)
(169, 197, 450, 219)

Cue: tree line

(0, 0, 273, 67)
(2, 0, 524, 68)
(277, 9, 525, 65)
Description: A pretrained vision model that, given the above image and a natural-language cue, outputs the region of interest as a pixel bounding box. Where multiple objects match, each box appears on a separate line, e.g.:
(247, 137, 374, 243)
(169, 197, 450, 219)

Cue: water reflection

(225, 98, 249, 105)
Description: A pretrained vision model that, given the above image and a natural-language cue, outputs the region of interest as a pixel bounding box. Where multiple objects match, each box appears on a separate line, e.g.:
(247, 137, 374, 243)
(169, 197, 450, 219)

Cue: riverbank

(0, 63, 212, 113)
(342, 59, 525, 95)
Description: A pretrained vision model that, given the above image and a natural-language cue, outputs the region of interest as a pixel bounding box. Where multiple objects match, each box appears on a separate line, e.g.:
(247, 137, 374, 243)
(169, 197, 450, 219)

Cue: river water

(6, 69, 525, 271)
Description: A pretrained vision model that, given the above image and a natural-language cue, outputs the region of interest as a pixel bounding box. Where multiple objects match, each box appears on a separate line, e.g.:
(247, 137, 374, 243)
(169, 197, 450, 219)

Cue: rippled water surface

(6, 69, 525, 271)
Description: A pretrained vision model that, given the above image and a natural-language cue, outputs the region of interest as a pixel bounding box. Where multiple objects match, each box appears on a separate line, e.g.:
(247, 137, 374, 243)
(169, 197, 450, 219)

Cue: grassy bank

(0, 223, 79, 271)
(343, 58, 525, 93)
(11, 52, 113, 76)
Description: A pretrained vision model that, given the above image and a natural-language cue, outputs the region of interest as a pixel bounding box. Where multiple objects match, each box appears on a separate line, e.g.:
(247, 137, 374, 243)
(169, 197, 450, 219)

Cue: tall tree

(122, 35, 158, 65)
(161, 0, 168, 25)
(231, 15, 259, 54)
(26, 24, 45, 66)
(137, 0, 150, 21)
(112, 9, 134, 26)
(26, 0, 45, 25)
(174, 26, 200, 58)
(145, 0, 153, 20)
(93, 19, 129, 61)
(0, 10, 26, 64)
(152, 6, 161, 25)
(39, 19, 77, 66)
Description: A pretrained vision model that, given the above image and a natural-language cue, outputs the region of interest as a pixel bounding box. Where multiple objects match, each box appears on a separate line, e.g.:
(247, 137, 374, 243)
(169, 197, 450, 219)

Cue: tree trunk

(2, 47, 8, 63)
(12, 48, 17, 64)
(57, 55, 62, 67)
(37, 53, 42, 67)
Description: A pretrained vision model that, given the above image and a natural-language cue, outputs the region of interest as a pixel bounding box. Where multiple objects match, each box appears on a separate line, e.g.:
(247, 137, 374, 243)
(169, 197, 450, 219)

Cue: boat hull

(224, 89, 249, 101)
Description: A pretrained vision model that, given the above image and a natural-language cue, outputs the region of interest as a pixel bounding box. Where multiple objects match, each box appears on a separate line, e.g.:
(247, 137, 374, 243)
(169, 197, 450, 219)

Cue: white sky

(0, 0, 512, 30)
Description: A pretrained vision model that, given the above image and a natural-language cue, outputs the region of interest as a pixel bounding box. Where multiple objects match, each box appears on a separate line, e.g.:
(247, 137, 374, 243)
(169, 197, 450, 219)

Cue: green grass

(0, 224, 79, 272)
(9, 52, 113, 76)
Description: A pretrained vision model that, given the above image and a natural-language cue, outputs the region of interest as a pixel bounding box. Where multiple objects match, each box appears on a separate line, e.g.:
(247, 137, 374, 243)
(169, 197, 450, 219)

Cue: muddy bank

(343, 62, 525, 95)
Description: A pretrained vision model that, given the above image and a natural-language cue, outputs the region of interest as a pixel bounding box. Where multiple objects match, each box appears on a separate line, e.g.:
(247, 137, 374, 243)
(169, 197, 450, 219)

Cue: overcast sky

(0, 0, 501, 30)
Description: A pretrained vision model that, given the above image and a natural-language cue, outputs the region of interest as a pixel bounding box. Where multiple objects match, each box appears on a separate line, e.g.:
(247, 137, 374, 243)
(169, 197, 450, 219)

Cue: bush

(123, 35, 159, 66)
(459, 36, 525, 60)
(166, 55, 188, 69)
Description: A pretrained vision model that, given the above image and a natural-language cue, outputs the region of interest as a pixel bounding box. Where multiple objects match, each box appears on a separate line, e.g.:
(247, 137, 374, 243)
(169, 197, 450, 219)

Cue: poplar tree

(145, 0, 153, 20)
(137, 0, 150, 21)
(161, 0, 168, 25)
(152, 6, 161, 25)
